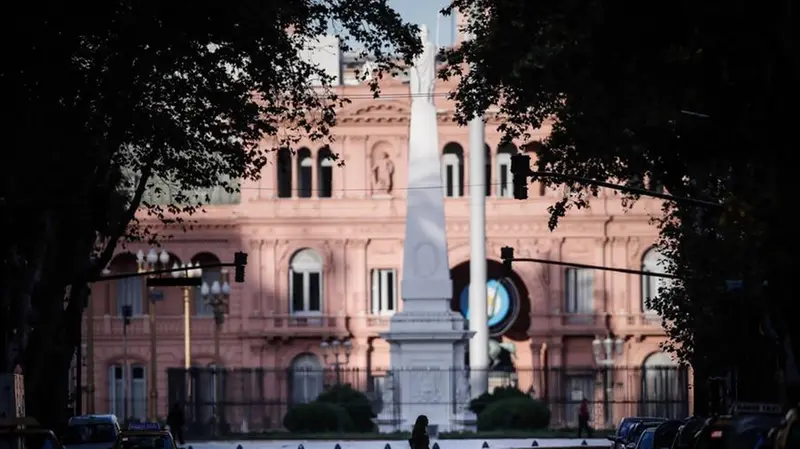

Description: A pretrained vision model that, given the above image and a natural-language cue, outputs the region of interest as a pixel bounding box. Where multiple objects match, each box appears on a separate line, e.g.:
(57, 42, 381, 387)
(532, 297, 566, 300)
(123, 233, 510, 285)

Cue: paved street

(186, 439, 610, 449)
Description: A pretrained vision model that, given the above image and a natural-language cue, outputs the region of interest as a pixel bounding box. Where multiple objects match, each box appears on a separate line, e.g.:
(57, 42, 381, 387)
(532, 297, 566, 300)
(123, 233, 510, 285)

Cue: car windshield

(638, 430, 655, 449)
(115, 435, 172, 449)
(619, 421, 635, 437)
(63, 423, 116, 444)
(628, 423, 661, 442)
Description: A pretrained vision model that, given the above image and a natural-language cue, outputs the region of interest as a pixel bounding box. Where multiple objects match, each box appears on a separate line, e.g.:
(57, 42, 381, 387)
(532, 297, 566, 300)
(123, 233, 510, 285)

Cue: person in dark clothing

(409, 415, 430, 449)
(578, 398, 592, 438)
(167, 403, 185, 445)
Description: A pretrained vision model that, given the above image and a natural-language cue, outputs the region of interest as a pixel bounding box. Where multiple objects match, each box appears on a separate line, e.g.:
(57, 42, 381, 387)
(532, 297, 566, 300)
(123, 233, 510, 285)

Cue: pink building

(78, 56, 690, 431)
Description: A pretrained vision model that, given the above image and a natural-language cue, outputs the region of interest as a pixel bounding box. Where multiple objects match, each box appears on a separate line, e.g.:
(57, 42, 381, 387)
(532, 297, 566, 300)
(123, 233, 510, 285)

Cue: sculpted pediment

(338, 100, 411, 125)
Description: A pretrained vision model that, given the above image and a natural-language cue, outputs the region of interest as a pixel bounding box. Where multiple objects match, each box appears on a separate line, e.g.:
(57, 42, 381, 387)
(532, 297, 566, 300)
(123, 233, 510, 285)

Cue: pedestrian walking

(408, 415, 430, 449)
(578, 398, 593, 438)
(167, 403, 186, 446)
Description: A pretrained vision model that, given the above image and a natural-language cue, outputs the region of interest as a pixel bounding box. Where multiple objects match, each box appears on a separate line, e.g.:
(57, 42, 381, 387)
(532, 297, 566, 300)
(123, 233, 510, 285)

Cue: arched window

(290, 249, 323, 314)
(109, 253, 144, 317)
(290, 354, 324, 404)
(496, 143, 518, 198)
(318, 147, 334, 198)
(297, 148, 313, 198)
(276, 148, 292, 198)
(641, 248, 668, 315)
(109, 363, 147, 420)
(442, 142, 464, 197)
(641, 352, 687, 419)
(193, 252, 222, 316)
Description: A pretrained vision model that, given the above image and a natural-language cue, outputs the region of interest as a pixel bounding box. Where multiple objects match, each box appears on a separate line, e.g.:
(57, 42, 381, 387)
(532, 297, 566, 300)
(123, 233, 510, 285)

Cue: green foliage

(476, 397, 550, 431)
(441, 0, 799, 404)
(468, 385, 528, 415)
(283, 402, 354, 433)
(2, 0, 421, 429)
(316, 383, 377, 432)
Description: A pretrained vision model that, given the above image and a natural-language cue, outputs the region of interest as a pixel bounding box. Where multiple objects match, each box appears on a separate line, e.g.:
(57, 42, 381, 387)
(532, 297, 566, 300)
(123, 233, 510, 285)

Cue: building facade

(78, 56, 689, 431)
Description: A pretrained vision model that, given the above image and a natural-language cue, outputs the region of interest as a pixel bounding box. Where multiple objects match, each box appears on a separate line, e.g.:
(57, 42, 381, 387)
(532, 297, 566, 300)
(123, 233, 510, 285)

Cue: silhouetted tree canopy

(443, 0, 798, 406)
(1, 0, 419, 427)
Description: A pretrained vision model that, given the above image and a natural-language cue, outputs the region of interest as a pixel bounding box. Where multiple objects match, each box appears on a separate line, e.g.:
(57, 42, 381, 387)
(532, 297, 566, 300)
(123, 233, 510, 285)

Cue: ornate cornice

(339, 101, 411, 125)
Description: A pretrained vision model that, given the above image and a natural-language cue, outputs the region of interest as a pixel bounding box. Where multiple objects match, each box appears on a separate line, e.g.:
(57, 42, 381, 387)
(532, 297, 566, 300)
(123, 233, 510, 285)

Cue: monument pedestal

(378, 311, 476, 432)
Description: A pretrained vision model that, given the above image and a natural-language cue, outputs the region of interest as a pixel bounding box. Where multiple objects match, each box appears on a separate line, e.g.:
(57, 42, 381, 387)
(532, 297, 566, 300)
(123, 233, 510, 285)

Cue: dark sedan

(609, 417, 668, 449)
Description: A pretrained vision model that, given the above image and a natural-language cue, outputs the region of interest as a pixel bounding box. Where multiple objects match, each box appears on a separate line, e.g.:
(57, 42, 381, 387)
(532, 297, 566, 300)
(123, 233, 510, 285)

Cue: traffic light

(234, 251, 248, 283)
(510, 153, 531, 200)
(500, 246, 514, 275)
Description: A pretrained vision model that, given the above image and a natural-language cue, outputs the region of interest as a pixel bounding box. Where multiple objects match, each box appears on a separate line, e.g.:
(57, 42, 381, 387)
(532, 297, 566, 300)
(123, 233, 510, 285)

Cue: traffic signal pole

(91, 252, 248, 283)
(509, 153, 723, 209)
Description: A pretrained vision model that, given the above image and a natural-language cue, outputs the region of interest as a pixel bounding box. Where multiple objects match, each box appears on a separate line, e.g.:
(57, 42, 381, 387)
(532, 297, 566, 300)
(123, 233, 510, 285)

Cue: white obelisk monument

(377, 25, 475, 433)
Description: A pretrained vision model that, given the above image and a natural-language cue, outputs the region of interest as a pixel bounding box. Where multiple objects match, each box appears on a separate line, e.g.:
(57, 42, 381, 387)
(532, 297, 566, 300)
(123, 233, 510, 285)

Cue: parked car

(632, 427, 656, 449)
(62, 415, 120, 449)
(620, 420, 667, 449)
(609, 417, 668, 449)
(670, 416, 706, 449)
(693, 411, 782, 449)
(651, 419, 683, 449)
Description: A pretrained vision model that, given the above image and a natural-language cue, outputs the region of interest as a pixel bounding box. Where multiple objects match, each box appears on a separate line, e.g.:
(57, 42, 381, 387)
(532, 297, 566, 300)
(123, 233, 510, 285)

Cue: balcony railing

(87, 311, 663, 338)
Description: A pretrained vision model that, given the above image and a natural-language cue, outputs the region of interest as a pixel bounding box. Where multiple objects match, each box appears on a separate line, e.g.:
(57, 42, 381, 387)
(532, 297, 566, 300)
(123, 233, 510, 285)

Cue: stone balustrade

(86, 311, 660, 339)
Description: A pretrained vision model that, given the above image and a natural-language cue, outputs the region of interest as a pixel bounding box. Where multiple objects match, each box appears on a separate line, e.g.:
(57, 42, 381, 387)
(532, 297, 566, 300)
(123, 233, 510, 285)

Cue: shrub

(283, 402, 354, 433)
(316, 384, 377, 432)
(476, 397, 551, 431)
(468, 386, 529, 415)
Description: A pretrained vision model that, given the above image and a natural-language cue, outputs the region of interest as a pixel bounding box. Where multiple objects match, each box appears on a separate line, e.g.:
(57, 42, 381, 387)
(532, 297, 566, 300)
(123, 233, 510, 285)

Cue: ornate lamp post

(320, 338, 352, 385)
(171, 262, 203, 370)
(137, 248, 170, 420)
(592, 335, 624, 429)
(121, 304, 133, 419)
(201, 272, 231, 435)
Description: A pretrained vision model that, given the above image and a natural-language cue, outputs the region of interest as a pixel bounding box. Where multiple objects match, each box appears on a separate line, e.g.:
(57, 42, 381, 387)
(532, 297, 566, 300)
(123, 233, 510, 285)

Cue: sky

(388, 0, 456, 47)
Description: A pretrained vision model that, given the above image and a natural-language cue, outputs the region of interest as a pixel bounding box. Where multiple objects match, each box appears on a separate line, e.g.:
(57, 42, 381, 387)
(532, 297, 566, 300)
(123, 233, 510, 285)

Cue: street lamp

(201, 271, 231, 435)
(137, 248, 170, 420)
(592, 335, 624, 429)
(171, 262, 203, 369)
(121, 304, 133, 420)
(320, 338, 352, 385)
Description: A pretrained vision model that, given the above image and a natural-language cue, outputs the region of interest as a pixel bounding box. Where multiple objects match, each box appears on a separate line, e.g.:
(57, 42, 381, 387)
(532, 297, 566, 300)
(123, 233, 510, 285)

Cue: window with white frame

(116, 278, 143, 316)
(496, 152, 513, 197)
(564, 268, 593, 314)
(290, 354, 324, 404)
(564, 375, 596, 427)
(318, 148, 334, 198)
(109, 364, 147, 420)
(290, 249, 323, 314)
(297, 149, 313, 198)
(641, 248, 668, 314)
(371, 269, 397, 314)
(442, 152, 463, 197)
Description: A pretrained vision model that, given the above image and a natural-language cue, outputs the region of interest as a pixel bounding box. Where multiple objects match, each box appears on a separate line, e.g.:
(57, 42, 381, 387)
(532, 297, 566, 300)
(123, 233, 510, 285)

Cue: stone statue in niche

(371, 151, 395, 195)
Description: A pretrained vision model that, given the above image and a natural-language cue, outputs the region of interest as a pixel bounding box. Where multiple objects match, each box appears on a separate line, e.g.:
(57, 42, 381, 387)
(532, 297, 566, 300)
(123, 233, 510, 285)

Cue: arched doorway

(450, 259, 531, 392)
(641, 352, 688, 418)
(289, 354, 324, 404)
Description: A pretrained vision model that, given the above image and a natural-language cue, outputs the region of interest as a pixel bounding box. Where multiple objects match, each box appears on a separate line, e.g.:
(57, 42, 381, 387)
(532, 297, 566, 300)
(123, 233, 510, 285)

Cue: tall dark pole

(75, 339, 82, 416)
